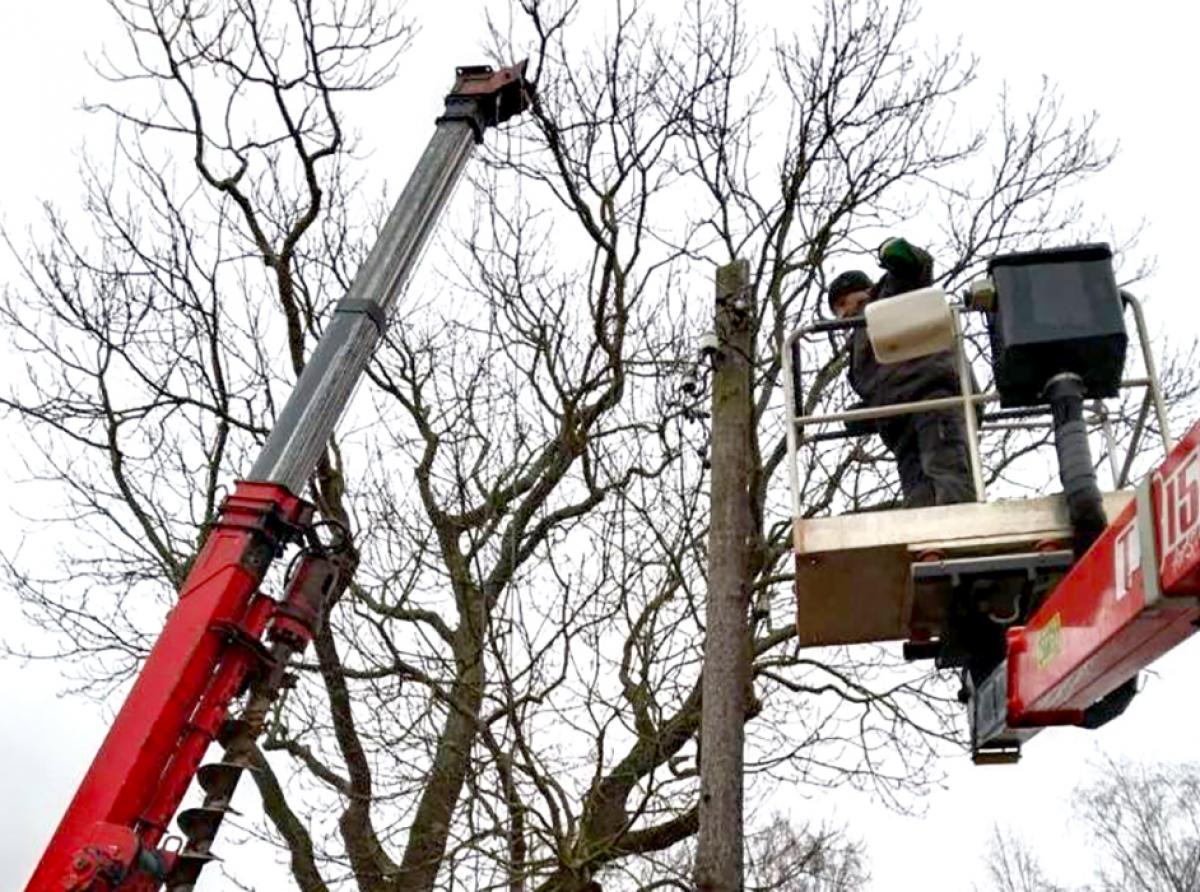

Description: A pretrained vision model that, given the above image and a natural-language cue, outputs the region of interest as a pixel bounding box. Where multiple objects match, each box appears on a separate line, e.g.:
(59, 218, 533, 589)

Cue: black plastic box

(986, 244, 1127, 407)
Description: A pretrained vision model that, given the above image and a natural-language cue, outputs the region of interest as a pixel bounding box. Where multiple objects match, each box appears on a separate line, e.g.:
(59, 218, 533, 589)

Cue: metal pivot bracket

(910, 550, 1075, 587)
(910, 550, 1075, 679)
(437, 61, 533, 142)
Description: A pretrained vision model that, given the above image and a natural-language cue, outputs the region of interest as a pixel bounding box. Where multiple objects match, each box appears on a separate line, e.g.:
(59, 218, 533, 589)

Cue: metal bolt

(966, 276, 997, 311)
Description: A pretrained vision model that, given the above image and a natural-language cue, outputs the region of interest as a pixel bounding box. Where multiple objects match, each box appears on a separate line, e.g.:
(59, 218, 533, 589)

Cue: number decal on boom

(1159, 446, 1200, 576)
(1114, 518, 1140, 602)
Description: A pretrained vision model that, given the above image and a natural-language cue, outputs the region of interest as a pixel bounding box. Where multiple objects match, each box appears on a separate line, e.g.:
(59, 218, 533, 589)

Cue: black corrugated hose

(1044, 373, 1140, 727)
(1045, 373, 1108, 558)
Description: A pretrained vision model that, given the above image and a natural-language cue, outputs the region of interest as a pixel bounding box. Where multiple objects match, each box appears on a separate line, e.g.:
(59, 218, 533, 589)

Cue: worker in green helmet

(827, 238, 975, 508)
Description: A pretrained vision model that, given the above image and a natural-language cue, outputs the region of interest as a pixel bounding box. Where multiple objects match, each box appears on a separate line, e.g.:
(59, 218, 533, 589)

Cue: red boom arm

(974, 419, 1200, 754)
(25, 483, 310, 890)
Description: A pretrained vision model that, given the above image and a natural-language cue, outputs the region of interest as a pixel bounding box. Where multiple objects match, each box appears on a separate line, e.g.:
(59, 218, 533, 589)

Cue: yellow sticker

(1035, 613, 1062, 668)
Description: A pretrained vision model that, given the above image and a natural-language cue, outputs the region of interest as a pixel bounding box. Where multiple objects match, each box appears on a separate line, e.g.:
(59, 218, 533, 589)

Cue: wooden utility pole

(694, 259, 755, 892)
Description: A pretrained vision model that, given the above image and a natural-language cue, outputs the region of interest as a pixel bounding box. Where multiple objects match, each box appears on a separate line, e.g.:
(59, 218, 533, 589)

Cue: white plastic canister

(864, 286, 955, 364)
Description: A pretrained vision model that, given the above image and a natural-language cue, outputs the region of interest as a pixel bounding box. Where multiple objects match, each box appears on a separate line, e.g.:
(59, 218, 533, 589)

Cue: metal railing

(781, 292, 1172, 522)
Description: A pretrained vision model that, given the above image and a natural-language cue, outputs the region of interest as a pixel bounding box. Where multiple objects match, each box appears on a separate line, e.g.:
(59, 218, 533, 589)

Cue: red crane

(24, 62, 531, 892)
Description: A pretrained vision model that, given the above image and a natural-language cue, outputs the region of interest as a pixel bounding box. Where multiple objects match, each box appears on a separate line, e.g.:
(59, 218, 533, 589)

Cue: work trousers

(880, 409, 975, 508)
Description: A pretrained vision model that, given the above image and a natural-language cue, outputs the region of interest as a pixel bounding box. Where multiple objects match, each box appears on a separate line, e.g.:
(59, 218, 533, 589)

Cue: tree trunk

(391, 592, 487, 892)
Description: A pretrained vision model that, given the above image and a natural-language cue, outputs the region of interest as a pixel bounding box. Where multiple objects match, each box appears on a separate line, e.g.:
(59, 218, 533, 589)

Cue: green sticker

(1035, 613, 1062, 669)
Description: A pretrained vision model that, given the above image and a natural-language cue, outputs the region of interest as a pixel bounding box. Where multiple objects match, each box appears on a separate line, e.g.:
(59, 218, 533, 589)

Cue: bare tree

(2, 1, 1187, 891)
(1074, 758, 1200, 892)
(978, 827, 1068, 892)
(745, 815, 868, 892)
(618, 813, 867, 891)
(981, 759, 1200, 892)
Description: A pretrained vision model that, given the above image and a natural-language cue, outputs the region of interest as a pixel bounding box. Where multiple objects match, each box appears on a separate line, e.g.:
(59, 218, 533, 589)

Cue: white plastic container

(864, 286, 955, 364)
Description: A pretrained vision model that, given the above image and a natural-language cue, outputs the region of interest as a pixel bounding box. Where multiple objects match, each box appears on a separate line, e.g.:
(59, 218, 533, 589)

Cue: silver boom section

(250, 120, 475, 492)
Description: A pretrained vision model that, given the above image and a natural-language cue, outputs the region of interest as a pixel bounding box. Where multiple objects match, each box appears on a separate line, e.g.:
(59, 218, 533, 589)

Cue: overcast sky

(1, 1, 1198, 890)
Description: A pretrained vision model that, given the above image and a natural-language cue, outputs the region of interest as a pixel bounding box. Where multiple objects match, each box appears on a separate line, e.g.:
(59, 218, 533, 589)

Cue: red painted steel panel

(1008, 422, 1200, 731)
(137, 593, 277, 846)
(1068, 610, 1197, 708)
(1009, 499, 1143, 716)
(25, 482, 307, 892)
(1153, 421, 1200, 595)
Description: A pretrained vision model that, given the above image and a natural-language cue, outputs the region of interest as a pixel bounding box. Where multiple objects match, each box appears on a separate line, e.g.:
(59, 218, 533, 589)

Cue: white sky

(0, 1, 1198, 890)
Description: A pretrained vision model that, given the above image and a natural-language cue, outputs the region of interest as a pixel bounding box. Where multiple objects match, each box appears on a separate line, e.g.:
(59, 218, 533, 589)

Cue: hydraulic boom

(972, 418, 1200, 760)
(25, 62, 530, 892)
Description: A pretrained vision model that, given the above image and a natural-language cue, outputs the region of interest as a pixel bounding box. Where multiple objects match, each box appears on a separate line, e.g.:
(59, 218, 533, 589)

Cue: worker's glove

(844, 402, 878, 437)
(877, 237, 932, 285)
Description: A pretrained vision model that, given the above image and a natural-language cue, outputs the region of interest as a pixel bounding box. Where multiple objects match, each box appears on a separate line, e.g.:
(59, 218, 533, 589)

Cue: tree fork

(694, 259, 755, 892)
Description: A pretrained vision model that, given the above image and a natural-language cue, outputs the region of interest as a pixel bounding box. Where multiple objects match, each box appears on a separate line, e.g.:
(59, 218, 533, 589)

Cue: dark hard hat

(827, 270, 873, 308)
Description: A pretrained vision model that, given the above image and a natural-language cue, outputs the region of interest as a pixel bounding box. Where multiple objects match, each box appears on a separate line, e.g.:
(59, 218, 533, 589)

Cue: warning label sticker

(1035, 613, 1062, 669)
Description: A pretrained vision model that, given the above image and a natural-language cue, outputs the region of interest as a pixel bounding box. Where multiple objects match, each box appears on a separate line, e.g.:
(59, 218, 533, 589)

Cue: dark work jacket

(846, 268, 961, 407)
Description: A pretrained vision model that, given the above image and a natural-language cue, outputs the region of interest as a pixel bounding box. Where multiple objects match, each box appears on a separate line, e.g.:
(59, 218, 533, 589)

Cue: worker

(827, 238, 975, 507)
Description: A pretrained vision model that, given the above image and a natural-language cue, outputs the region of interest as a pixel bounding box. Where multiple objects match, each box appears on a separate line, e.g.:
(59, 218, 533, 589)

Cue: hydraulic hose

(1045, 373, 1107, 558)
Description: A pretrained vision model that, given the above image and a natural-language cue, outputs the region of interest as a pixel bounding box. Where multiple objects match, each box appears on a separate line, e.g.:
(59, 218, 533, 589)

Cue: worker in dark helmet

(827, 238, 976, 508)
